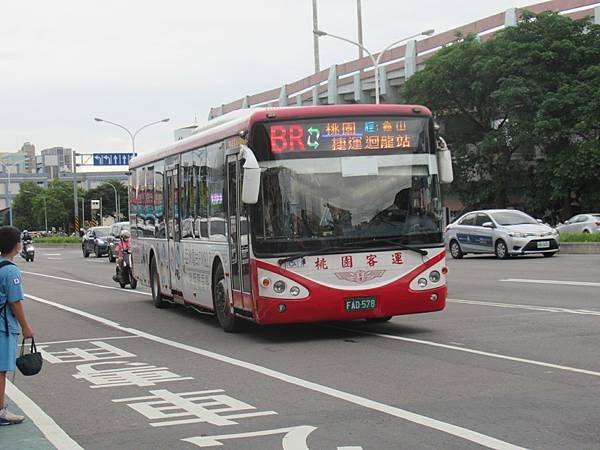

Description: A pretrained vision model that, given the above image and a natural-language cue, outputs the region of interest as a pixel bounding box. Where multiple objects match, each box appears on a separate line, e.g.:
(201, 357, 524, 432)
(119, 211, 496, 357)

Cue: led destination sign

(267, 117, 426, 156)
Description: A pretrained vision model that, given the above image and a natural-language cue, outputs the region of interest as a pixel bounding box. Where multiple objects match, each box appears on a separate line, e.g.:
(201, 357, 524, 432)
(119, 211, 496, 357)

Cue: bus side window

(207, 143, 225, 239)
(145, 166, 155, 238)
(154, 161, 165, 238)
(193, 147, 208, 239)
(129, 169, 138, 237)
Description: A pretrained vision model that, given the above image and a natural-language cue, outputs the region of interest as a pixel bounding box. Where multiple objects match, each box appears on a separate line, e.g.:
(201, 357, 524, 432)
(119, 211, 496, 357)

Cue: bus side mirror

(436, 136, 454, 184)
(240, 145, 260, 204)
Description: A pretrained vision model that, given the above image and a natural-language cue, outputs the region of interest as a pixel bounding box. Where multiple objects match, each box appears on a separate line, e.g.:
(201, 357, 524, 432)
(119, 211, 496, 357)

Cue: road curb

(559, 242, 600, 254)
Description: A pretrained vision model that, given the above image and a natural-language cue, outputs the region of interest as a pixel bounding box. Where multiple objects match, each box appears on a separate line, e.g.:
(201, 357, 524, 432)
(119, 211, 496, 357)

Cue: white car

(556, 214, 600, 234)
(446, 209, 560, 259)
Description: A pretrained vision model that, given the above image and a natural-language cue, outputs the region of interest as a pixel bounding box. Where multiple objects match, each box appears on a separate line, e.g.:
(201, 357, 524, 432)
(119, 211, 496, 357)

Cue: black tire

(366, 316, 392, 323)
(83, 246, 89, 258)
(213, 265, 238, 332)
(449, 240, 464, 259)
(150, 257, 169, 308)
(495, 239, 510, 259)
(30, 256, 34, 262)
(130, 277, 138, 289)
(542, 252, 556, 258)
(119, 281, 127, 288)
(108, 254, 116, 263)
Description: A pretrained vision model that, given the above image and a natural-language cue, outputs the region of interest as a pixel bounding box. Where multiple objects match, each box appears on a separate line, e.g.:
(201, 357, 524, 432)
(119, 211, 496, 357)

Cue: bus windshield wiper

(344, 238, 428, 256)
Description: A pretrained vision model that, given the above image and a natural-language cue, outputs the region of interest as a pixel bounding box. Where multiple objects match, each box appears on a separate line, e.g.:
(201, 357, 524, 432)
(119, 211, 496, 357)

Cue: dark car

(107, 222, 130, 262)
(82, 226, 111, 258)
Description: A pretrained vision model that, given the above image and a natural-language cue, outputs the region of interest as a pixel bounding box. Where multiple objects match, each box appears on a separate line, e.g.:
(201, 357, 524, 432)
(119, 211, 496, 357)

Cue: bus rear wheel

(150, 256, 169, 308)
(213, 265, 238, 333)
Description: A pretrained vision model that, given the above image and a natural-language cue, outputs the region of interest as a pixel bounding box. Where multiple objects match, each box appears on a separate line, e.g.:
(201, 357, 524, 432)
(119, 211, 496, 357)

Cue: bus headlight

(257, 268, 310, 299)
(273, 281, 286, 294)
(429, 271, 441, 283)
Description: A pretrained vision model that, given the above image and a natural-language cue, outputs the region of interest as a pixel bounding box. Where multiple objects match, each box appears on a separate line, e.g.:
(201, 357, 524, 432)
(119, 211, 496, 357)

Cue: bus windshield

(250, 155, 443, 256)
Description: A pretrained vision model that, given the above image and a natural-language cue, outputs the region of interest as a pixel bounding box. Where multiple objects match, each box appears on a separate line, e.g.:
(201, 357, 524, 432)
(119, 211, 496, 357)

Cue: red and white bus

(129, 105, 453, 331)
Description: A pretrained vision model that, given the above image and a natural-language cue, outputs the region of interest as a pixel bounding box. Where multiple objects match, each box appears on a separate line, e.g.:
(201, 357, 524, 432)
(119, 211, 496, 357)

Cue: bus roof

(129, 104, 432, 169)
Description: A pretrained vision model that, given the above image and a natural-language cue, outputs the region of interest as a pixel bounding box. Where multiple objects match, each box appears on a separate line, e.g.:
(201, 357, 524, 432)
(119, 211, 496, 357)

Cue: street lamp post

(42, 195, 48, 233)
(106, 182, 119, 222)
(313, 29, 434, 104)
(94, 117, 170, 156)
(0, 161, 18, 226)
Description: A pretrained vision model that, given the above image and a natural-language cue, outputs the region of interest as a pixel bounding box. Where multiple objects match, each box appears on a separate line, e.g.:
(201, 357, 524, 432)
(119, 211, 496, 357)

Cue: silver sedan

(446, 209, 560, 259)
(556, 214, 600, 234)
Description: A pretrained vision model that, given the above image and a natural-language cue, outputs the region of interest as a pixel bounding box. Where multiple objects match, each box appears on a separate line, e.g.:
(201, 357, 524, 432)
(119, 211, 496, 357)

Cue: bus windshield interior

(250, 155, 444, 256)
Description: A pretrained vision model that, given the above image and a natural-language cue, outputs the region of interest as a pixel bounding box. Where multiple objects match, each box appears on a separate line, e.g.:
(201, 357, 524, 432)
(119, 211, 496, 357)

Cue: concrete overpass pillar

(312, 86, 319, 105)
(278, 85, 288, 107)
(505, 8, 517, 27)
(378, 66, 400, 103)
(404, 39, 417, 79)
(327, 65, 341, 104)
(353, 72, 369, 103)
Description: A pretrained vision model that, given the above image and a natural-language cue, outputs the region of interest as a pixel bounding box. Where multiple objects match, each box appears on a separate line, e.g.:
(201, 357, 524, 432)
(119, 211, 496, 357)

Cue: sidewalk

(0, 397, 55, 449)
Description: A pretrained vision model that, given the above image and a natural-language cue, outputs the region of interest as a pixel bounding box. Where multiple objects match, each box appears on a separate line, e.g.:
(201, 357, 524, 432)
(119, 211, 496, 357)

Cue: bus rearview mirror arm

(240, 145, 261, 204)
(436, 136, 454, 184)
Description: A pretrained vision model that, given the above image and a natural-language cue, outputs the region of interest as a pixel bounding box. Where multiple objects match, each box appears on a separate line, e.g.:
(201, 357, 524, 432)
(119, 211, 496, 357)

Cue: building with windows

(41, 146, 73, 178)
(20, 142, 36, 173)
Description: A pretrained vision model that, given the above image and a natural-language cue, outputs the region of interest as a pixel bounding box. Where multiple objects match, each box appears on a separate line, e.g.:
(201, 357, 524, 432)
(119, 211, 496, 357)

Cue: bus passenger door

(226, 154, 252, 313)
(165, 167, 183, 295)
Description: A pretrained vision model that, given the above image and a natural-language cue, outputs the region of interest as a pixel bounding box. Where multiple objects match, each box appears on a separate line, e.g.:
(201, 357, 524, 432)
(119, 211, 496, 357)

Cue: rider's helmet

(120, 229, 131, 239)
(23, 229, 28, 234)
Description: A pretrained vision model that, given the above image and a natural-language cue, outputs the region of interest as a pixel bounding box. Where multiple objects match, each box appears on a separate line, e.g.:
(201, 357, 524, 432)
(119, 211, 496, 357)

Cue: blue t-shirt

(0, 257, 24, 335)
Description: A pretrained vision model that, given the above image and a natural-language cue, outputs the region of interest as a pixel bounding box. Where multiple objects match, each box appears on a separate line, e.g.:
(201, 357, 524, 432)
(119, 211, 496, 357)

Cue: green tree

(404, 11, 600, 217)
(12, 182, 45, 230)
(84, 181, 128, 224)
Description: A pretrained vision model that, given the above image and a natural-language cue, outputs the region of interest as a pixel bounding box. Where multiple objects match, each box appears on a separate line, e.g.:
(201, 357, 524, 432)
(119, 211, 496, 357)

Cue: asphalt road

(7, 247, 600, 449)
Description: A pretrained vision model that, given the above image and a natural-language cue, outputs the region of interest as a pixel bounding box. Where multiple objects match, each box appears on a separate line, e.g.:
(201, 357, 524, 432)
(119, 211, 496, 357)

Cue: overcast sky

(0, 1, 552, 158)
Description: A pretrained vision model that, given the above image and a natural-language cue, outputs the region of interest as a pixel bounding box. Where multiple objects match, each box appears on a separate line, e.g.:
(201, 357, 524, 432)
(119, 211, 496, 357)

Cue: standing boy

(0, 226, 34, 425)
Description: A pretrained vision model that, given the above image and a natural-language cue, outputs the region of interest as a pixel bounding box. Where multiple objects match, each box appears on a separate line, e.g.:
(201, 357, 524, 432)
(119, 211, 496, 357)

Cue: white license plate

(537, 241, 550, 249)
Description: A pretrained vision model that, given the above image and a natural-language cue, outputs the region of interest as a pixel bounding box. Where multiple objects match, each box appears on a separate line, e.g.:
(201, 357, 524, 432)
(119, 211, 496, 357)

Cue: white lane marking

(448, 298, 600, 316)
(6, 380, 84, 450)
(22, 270, 152, 297)
(42, 253, 62, 256)
(25, 335, 139, 346)
(331, 326, 600, 378)
(47, 257, 63, 260)
(501, 278, 600, 287)
(24, 293, 525, 450)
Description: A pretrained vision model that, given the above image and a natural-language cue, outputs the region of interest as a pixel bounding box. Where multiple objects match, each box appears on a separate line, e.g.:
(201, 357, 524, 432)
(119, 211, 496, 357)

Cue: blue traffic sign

(93, 153, 134, 166)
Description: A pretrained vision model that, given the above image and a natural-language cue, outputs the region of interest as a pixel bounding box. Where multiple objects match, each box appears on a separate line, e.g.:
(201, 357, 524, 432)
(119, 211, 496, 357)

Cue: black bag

(16, 337, 43, 376)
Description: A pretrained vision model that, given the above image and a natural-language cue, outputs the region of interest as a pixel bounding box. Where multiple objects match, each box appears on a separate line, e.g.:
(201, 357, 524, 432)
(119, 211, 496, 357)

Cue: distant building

(41, 147, 73, 178)
(19, 142, 36, 173)
(0, 152, 28, 174)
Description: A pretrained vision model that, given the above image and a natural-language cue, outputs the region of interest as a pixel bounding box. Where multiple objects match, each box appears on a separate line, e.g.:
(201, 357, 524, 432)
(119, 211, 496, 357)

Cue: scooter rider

(21, 230, 32, 243)
(112, 229, 131, 282)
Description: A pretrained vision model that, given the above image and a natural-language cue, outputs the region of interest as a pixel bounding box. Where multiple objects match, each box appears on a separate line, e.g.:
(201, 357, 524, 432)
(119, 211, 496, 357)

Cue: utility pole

(73, 150, 79, 232)
(312, 0, 320, 73)
(357, 0, 364, 60)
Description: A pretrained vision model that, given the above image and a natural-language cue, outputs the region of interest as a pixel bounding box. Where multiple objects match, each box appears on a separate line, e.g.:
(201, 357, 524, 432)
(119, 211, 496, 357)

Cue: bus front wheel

(150, 257, 169, 308)
(213, 265, 238, 333)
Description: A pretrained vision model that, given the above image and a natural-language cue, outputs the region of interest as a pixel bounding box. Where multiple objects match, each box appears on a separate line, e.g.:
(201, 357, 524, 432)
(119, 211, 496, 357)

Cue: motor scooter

(113, 248, 137, 289)
(20, 239, 35, 262)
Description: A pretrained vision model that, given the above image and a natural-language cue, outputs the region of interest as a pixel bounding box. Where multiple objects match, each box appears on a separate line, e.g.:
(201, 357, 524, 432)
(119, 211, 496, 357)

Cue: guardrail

(209, 0, 600, 119)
